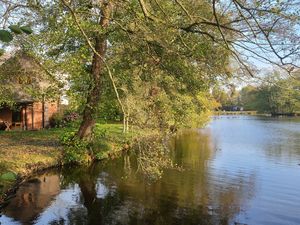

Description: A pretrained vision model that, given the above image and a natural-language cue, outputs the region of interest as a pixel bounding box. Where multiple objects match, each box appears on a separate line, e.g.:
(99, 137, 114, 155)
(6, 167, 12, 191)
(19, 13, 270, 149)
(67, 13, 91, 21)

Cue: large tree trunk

(77, 3, 112, 139)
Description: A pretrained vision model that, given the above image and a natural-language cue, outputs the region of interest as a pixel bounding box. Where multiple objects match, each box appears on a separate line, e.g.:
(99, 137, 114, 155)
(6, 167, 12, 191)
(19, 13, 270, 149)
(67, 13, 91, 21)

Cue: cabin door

(12, 108, 23, 130)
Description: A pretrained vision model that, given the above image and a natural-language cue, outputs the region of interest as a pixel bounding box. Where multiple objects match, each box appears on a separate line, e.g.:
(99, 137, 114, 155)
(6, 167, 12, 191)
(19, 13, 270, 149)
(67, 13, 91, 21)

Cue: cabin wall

(23, 105, 34, 130)
(48, 102, 58, 125)
(0, 101, 58, 130)
(27, 101, 58, 130)
(32, 102, 43, 129)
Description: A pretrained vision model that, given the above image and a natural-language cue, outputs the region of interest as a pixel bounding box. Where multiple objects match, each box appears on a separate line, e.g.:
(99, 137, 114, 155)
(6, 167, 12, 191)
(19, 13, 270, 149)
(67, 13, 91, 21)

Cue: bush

(63, 112, 80, 123)
(91, 139, 112, 160)
(49, 113, 64, 128)
(49, 111, 80, 128)
(60, 131, 91, 164)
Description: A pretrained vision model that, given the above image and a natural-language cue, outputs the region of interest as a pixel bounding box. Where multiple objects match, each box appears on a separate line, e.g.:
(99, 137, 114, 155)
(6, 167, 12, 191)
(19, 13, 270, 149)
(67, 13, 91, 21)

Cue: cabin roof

(0, 51, 57, 103)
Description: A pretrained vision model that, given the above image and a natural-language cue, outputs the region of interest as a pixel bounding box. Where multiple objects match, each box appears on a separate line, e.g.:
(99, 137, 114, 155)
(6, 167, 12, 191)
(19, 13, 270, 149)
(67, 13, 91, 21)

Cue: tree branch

(60, 0, 127, 126)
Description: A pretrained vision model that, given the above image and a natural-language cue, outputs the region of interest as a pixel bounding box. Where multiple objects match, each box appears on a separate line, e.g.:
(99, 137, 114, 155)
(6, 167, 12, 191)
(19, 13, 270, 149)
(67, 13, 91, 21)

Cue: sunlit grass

(0, 123, 137, 176)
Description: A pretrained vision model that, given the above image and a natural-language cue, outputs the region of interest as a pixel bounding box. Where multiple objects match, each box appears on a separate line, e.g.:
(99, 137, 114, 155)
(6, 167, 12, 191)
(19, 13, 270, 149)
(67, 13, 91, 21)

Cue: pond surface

(1, 116, 300, 225)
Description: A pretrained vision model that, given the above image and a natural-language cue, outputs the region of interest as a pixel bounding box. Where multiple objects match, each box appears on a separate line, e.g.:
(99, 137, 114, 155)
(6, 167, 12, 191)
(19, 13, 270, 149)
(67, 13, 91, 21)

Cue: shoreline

(0, 142, 129, 209)
(214, 111, 300, 117)
(0, 124, 158, 209)
(0, 124, 134, 207)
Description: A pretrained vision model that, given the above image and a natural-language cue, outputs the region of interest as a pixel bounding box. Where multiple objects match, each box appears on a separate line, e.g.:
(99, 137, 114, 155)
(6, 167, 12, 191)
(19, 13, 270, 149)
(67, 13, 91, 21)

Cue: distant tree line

(213, 72, 300, 115)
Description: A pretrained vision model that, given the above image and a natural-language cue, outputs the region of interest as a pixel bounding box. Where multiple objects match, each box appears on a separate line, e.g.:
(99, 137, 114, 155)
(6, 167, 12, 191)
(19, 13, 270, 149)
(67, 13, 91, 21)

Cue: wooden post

(42, 94, 45, 129)
(31, 104, 34, 130)
(24, 105, 27, 130)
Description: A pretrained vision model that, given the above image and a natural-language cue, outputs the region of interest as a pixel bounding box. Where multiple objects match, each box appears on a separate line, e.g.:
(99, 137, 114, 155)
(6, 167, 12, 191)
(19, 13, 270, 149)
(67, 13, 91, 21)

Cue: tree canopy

(1, 0, 300, 137)
(240, 72, 300, 114)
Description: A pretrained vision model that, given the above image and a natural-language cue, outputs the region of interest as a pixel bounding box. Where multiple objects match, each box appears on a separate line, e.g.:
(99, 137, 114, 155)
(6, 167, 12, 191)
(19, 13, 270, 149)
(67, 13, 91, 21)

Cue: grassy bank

(0, 123, 143, 202)
(0, 129, 64, 176)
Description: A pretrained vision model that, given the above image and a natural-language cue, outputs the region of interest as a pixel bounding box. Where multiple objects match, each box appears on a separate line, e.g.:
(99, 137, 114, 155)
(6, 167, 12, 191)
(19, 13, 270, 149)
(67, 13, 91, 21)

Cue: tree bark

(123, 115, 126, 133)
(77, 3, 112, 139)
(126, 114, 129, 132)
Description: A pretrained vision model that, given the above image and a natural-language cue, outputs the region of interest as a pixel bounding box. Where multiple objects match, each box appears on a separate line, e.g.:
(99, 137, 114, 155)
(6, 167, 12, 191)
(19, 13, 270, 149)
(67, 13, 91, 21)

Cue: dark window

(12, 110, 21, 122)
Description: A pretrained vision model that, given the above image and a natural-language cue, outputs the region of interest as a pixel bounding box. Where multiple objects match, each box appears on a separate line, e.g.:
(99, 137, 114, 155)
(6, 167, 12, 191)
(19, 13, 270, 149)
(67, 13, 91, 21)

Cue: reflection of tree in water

(2, 130, 256, 225)
(167, 129, 256, 224)
(58, 164, 219, 225)
(59, 130, 256, 225)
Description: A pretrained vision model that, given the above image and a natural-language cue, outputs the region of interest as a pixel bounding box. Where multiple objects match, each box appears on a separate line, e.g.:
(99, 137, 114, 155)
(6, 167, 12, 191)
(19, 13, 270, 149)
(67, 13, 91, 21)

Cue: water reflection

(1, 116, 300, 225)
(2, 174, 60, 224)
(167, 129, 255, 224)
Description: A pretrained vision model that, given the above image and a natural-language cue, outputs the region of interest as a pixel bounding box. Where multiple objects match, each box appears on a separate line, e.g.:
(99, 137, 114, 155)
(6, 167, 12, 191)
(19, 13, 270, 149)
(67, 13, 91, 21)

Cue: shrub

(49, 113, 64, 128)
(63, 112, 80, 123)
(91, 139, 112, 160)
(49, 111, 80, 128)
(60, 131, 91, 164)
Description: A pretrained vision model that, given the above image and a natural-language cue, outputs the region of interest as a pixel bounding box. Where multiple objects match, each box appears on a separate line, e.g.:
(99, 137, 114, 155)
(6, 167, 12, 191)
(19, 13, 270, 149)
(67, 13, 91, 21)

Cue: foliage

(0, 172, 17, 181)
(60, 131, 91, 164)
(49, 111, 80, 128)
(133, 136, 173, 181)
(91, 139, 112, 160)
(49, 113, 64, 128)
(2, 0, 300, 138)
(239, 86, 258, 111)
(0, 25, 32, 43)
(0, 30, 13, 43)
(212, 83, 241, 110)
(239, 72, 300, 114)
(59, 123, 136, 163)
(64, 111, 80, 121)
(0, 48, 5, 56)
(12, 0, 234, 136)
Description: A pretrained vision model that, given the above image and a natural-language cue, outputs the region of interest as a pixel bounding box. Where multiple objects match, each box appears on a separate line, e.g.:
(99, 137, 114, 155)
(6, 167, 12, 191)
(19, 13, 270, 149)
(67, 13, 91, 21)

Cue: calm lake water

(1, 116, 300, 225)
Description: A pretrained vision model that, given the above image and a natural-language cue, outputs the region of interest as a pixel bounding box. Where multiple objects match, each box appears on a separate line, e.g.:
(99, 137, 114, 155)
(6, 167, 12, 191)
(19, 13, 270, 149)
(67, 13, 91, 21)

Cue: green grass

(0, 128, 66, 197)
(0, 122, 156, 198)
(0, 124, 128, 176)
(0, 128, 66, 182)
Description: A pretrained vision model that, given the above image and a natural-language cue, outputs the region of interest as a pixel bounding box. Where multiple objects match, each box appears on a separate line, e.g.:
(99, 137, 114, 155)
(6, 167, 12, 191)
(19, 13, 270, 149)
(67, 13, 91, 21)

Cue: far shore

(214, 111, 300, 117)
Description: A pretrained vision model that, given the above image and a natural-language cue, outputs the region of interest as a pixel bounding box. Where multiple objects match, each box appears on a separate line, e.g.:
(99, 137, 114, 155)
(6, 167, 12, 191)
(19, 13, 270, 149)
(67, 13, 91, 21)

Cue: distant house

(0, 51, 60, 130)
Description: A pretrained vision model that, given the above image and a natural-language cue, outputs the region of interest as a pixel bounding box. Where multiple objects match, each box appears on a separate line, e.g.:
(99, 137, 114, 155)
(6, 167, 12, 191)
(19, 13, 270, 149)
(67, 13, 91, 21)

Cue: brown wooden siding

(0, 101, 58, 130)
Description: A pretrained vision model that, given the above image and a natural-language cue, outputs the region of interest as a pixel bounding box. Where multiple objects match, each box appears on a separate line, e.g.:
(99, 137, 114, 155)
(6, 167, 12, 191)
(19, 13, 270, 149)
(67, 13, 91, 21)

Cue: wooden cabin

(0, 100, 58, 131)
(0, 51, 60, 130)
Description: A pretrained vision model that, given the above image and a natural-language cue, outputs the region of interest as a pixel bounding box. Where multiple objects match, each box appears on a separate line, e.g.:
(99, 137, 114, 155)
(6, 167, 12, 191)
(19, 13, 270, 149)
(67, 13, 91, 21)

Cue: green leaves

(0, 30, 13, 43)
(8, 25, 23, 34)
(20, 26, 33, 34)
(0, 25, 33, 43)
